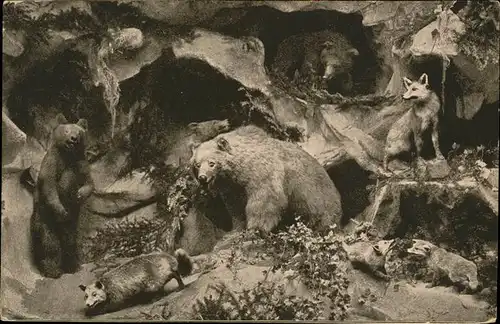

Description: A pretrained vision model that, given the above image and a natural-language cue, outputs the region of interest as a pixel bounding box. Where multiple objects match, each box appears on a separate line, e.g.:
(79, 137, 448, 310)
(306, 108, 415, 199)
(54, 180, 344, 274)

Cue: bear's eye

(85, 294, 88, 299)
(208, 161, 215, 168)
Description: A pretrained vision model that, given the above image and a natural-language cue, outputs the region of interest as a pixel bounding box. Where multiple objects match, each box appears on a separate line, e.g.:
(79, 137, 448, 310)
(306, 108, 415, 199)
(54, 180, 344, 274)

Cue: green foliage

(459, 0, 500, 70)
(81, 217, 171, 262)
(194, 281, 323, 321)
(193, 219, 351, 321)
(447, 142, 499, 182)
(2, 1, 99, 50)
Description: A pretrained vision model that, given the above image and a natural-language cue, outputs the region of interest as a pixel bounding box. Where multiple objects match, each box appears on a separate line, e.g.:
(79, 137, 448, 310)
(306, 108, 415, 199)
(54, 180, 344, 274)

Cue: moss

(458, 1, 500, 70)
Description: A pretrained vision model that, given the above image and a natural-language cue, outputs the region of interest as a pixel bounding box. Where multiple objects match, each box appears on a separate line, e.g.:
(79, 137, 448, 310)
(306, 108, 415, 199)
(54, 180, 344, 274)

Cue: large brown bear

(30, 113, 95, 278)
(272, 30, 359, 93)
(190, 125, 343, 233)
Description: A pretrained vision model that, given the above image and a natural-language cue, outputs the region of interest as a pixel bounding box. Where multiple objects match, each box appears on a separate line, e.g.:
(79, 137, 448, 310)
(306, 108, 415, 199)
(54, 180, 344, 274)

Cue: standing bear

(272, 30, 359, 94)
(30, 113, 95, 278)
(190, 125, 343, 233)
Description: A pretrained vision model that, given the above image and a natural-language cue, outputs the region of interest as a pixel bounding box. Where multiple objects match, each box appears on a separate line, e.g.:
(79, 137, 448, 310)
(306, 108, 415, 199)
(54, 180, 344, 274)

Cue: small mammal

(342, 239, 396, 280)
(407, 239, 479, 293)
(383, 73, 444, 171)
(190, 125, 343, 233)
(30, 113, 94, 278)
(79, 249, 193, 315)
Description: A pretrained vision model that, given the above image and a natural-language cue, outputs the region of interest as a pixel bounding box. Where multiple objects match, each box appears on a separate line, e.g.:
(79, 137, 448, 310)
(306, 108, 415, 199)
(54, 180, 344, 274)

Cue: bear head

(51, 113, 88, 152)
(320, 40, 359, 81)
(79, 281, 107, 310)
(190, 136, 232, 191)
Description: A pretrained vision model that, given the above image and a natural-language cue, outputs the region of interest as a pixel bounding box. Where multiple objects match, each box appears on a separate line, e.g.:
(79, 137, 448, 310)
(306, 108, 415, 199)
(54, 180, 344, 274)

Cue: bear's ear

(95, 281, 104, 290)
(76, 118, 88, 131)
(347, 48, 359, 57)
(216, 137, 231, 152)
(55, 113, 68, 125)
(321, 40, 335, 49)
(79, 284, 86, 292)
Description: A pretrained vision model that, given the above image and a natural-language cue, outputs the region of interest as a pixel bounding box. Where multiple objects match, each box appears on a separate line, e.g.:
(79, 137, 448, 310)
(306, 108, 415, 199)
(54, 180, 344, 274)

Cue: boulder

(2, 29, 26, 57)
(84, 169, 155, 217)
(172, 29, 271, 95)
(404, 8, 499, 121)
(2, 110, 27, 167)
(353, 177, 498, 255)
(486, 168, 499, 189)
(348, 269, 489, 322)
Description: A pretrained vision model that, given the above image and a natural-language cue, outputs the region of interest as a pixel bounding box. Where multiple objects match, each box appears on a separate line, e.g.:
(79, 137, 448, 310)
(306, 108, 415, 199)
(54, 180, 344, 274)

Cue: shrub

(458, 0, 500, 70)
(192, 219, 351, 321)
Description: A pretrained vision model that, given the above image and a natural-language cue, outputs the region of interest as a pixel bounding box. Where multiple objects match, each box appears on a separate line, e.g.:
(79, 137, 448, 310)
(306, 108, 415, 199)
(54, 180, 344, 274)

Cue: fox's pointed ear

(403, 77, 413, 89)
(79, 284, 86, 291)
(418, 73, 429, 86)
(95, 281, 104, 290)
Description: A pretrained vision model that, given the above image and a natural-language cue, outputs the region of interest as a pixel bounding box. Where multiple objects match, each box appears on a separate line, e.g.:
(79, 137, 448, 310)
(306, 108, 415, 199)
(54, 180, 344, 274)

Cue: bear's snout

(198, 174, 208, 184)
(69, 134, 80, 143)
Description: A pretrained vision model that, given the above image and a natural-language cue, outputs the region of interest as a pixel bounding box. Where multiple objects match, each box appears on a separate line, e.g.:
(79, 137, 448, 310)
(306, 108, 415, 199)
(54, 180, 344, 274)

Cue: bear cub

(30, 113, 95, 279)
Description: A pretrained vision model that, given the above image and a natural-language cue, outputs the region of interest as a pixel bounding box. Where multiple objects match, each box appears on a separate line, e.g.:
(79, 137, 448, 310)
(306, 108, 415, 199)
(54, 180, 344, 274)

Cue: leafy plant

(447, 142, 499, 182)
(192, 219, 351, 321)
(458, 0, 500, 70)
(81, 217, 171, 262)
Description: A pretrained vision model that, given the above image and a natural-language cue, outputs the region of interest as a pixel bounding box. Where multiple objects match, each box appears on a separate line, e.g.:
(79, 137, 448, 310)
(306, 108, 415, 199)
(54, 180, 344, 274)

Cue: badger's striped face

(79, 281, 107, 309)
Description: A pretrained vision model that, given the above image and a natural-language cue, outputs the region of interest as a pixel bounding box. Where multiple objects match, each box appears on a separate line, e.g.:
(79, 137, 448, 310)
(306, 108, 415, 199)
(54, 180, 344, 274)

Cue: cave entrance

(405, 54, 499, 164)
(123, 54, 248, 170)
(211, 6, 387, 96)
(6, 49, 109, 141)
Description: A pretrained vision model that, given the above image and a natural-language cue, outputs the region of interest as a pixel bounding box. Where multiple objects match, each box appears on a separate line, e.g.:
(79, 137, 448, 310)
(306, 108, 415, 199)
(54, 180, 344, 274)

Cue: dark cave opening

(394, 189, 498, 259)
(209, 6, 386, 96)
(327, 159, 372, 227)
(6, 49, 109, 138)
(404, 54, 499, 164)
(123, 53, 249, 169)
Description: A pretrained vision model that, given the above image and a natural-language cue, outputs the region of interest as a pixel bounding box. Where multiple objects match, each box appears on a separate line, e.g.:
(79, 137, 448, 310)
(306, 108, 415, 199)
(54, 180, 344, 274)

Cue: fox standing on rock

(383, 73, 445, 171)
(79, 249, 193, 315)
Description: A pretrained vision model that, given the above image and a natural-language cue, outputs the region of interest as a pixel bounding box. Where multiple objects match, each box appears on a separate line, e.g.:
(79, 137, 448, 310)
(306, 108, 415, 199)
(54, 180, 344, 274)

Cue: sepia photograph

(1, 0, 498, 321)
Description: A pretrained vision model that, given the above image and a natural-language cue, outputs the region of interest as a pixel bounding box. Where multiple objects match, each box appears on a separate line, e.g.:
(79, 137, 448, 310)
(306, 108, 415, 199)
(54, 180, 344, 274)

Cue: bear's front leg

(245, 191, 287, 233)
(77, 160, 95, 203)
(40, 181, 68, 221)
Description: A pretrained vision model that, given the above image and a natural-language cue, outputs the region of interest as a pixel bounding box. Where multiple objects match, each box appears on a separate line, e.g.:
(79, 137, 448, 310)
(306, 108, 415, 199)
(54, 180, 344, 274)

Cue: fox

(383, 73, 445, 171)
(79, 249, 193, 315)
(407, 239, 479, 293)
(342, 239, 396, 281)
